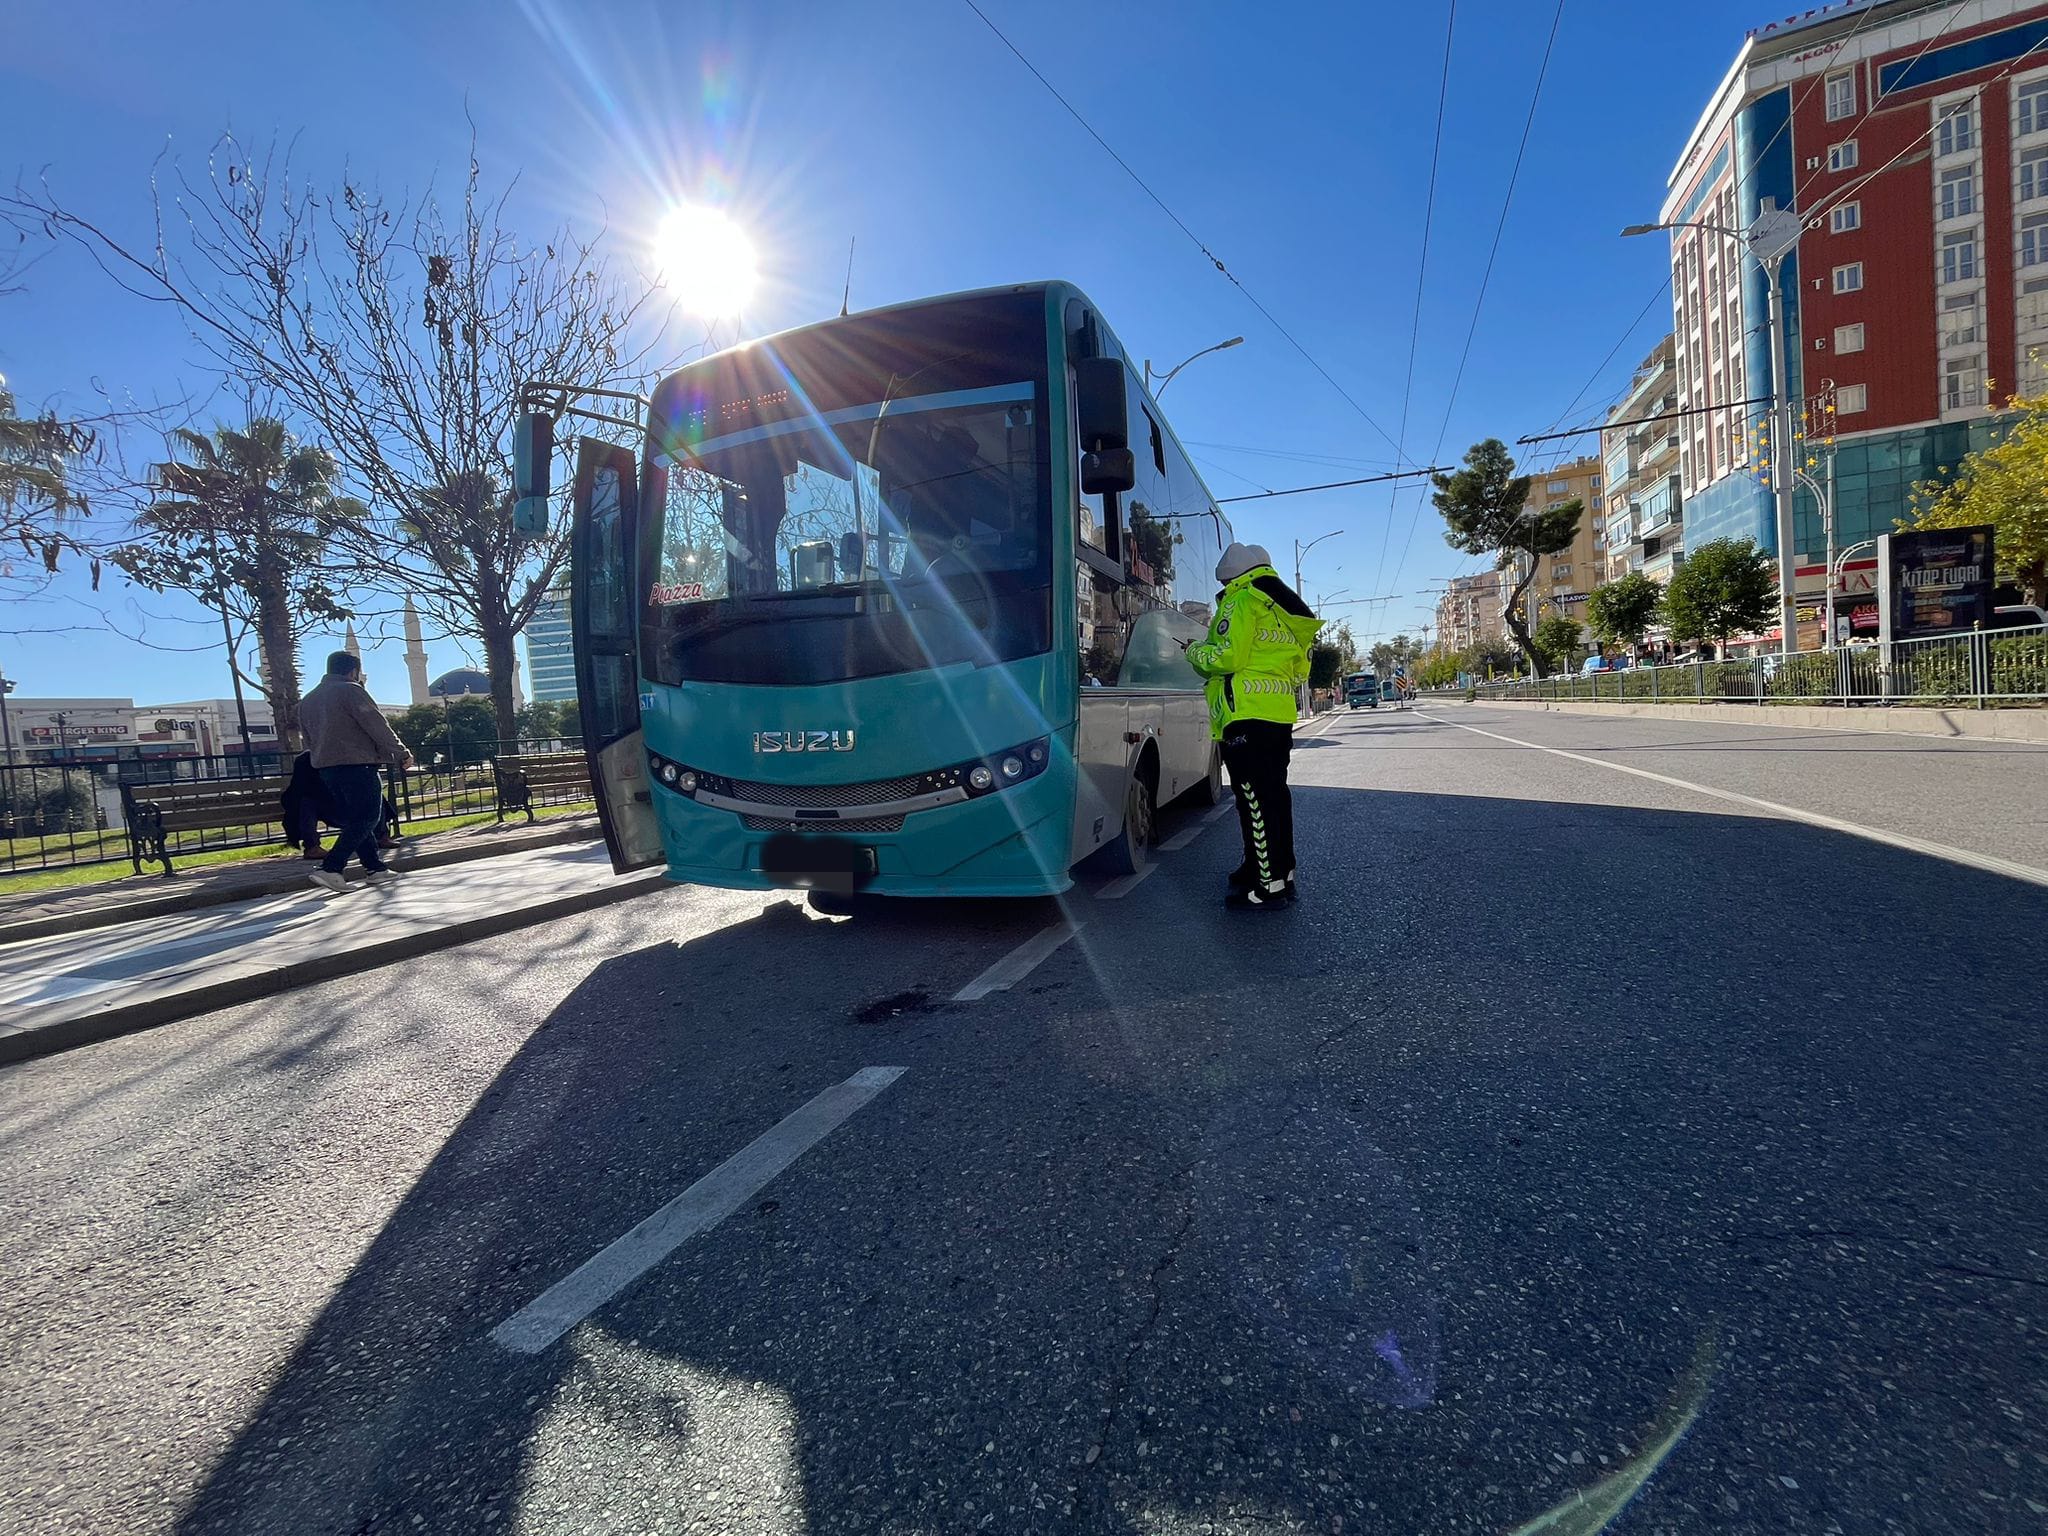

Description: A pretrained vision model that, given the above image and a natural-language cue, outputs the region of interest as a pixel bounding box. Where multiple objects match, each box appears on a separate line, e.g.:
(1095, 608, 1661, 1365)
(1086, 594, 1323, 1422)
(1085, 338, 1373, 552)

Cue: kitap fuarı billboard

(1877, 526, 1996, 639)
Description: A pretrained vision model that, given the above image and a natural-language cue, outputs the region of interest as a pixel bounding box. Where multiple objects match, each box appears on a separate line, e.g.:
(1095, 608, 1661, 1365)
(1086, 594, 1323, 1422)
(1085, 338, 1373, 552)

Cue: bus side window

(1078, 560, 1126, 686)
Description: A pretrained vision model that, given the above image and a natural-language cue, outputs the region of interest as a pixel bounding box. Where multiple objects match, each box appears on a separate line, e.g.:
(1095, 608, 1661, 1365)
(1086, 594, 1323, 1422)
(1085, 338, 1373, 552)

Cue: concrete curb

(1467, 697, 2048, 744)
(0, 869, 668, 1067)
(0, 821, 601, 947)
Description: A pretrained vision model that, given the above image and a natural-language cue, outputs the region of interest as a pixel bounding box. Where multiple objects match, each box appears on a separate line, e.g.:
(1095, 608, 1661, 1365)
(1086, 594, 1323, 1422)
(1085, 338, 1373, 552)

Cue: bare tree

(8, 133, 677, 736)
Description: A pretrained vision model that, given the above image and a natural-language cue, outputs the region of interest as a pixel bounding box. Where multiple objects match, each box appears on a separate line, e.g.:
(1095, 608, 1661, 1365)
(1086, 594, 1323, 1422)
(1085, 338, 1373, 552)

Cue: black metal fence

(0, 740, 593, 879)
(1474, 623, 2048, 708)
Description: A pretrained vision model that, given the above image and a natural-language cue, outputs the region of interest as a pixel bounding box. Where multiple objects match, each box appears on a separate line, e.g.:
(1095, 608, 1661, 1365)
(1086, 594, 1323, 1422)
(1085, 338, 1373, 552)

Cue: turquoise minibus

(539, 283, 1238, 896)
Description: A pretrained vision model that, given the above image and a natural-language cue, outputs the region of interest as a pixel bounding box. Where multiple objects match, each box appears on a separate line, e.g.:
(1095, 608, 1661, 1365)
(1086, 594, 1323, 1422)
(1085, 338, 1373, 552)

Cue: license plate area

(759, 833, 879, 892)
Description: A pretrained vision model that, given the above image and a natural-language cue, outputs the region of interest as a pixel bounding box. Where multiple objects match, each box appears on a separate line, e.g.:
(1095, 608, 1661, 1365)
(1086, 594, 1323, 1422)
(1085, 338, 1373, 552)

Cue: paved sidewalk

(0, 812, 601, 945)
(0, 842, 665, 1064)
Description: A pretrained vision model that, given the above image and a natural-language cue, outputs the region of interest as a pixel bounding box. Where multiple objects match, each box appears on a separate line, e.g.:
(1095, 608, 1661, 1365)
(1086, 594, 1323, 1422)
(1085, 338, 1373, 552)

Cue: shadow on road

(163, 783, 2047, 1535)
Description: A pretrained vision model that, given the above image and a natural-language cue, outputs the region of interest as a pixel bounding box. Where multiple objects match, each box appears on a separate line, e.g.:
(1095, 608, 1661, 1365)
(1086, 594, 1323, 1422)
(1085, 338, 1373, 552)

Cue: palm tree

(122, 419, 362, 749)
(1, 376, 97, 583)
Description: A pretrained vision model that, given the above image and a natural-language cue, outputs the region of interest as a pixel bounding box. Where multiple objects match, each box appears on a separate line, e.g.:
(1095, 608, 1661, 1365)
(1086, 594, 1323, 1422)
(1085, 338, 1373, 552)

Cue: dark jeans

(318, 764, 390, 875)
(1221, 718, 1295, 886)
(295, 797, 392, 850)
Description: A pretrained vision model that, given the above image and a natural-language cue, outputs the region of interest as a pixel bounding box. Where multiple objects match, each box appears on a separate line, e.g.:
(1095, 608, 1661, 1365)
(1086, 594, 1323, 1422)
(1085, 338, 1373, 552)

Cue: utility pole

(1753, 198, 1806, 658)
(0, 669, 15, 765)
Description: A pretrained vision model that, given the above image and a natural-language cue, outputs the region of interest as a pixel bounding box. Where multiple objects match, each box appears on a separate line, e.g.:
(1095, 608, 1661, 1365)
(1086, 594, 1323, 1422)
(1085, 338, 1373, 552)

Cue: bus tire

(1191, 744, 1225, 806)
(1096, 764, 1156, 878)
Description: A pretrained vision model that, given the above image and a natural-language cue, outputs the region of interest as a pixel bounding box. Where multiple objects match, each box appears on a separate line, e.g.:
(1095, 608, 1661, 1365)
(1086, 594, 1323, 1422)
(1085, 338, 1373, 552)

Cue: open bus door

(570, 438, 665, 874)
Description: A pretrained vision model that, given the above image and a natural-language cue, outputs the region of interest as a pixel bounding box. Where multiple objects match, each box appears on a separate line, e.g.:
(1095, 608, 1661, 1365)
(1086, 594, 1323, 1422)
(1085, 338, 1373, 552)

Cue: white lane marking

(1095, 863, 1158, 900)
(491, 1066, 907, 1355)
(1418, 711, 2048, 890)
(951, 920, 1077, 1001)
(1157, 798, 1236, 854)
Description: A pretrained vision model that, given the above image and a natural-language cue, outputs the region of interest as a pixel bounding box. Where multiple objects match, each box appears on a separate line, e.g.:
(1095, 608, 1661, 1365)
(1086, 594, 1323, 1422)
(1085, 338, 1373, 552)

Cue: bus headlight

(678, 771, 697, 793)
(658, 761, 681, 787)
(938, 737, 1052, 798)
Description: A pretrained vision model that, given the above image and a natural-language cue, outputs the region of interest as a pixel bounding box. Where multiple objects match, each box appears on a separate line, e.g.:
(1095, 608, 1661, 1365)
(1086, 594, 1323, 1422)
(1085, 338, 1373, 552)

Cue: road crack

(1071, 1179, 1198, 1529)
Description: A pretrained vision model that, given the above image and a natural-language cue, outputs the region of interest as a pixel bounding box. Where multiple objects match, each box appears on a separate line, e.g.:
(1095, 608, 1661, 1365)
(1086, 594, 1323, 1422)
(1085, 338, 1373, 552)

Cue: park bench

(119, 772, 293, 876)
(491, 752, 593, 823)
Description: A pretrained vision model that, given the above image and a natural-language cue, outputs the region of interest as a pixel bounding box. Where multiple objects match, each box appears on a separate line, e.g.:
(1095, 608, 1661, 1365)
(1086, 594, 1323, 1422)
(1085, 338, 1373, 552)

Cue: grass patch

(0, 800, 596, 897)
(0, 840, 286, 894)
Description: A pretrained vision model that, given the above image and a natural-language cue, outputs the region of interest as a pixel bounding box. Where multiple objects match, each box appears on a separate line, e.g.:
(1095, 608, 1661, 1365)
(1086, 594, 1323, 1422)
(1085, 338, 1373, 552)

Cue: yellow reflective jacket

(1186, 566, 1321, 739)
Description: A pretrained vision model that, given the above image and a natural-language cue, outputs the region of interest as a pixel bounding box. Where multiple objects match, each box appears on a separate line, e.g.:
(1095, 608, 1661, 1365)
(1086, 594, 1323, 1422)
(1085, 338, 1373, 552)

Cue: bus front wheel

(1097, 769, 1156, 878)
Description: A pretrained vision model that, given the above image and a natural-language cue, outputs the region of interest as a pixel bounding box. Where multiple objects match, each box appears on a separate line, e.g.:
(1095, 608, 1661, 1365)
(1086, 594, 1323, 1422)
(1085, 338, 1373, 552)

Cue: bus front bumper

(651, 764, 1076, 898)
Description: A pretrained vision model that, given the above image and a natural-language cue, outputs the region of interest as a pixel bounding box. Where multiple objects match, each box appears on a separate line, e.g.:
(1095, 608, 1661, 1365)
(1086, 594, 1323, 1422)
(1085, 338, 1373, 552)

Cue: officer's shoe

(1226, 864, 1257, 893)
(1225, 879, 1292, 911)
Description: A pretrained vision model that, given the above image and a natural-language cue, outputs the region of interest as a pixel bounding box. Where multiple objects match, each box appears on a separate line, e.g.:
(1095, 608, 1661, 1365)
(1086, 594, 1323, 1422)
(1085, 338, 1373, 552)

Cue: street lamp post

(1623, 197, 1805, 656)
(1293, 530, 1344, 714)
(0, 669, 15, 766)
(1294, 530, 1344, 596)
(1144, 336, 1244, 398)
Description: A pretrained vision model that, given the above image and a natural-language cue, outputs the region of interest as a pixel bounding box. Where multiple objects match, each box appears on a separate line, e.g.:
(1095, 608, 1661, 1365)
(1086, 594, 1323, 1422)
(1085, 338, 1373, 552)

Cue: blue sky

(2, 0, 1767, 705)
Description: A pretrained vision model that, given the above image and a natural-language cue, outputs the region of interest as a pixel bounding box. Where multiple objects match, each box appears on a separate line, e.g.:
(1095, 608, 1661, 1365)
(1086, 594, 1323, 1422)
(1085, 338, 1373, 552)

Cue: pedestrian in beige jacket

(299, 652, 412, 892)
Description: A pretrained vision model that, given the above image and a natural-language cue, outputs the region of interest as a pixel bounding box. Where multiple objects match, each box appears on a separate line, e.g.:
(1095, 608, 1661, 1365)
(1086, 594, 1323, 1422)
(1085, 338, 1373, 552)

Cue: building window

(2020, 78, 2048, 136)
(1833, 262, 1864, 293)
(1947, 359, 1981, 410)
(2022, 343, 2048, 395)
(1936, 100, 1975, 157)
(1944, 355, 1983, 410)
(1546, 480, 1568, 494)
(1942, 291, 1979, 348)
(1830, 201, 1862, 233)
(2021, 274, 2048, 330)
(1837, 383, 1868, 413)
(2022, 147, 2048, 205)
(1835, 323, 1866, 354)
(2023, 210, 2048, 267)
(1828, 139, 1860, 172)
(1938, 166, 1976, 220)
(1940, 231, 1977, 284)
(1826, 71, 1857, 121)
(1553, 564, 1572, 581)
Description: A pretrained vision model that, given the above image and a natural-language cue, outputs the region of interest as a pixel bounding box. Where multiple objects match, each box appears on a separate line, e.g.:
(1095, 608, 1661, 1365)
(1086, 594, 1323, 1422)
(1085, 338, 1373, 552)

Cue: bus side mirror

(1074, 357, 1128, 451)
(1082, 447, 1136, 496)
(513, 410, 555, 534)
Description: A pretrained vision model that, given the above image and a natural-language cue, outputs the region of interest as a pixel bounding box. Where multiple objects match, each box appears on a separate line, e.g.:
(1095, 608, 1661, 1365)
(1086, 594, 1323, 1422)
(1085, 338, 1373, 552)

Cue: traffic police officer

(1186, 542, 1321, 909)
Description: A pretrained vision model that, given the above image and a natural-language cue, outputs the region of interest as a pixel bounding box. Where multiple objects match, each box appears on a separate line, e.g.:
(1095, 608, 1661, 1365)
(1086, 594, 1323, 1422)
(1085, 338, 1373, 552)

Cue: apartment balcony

(1637, 474, 1683, 536)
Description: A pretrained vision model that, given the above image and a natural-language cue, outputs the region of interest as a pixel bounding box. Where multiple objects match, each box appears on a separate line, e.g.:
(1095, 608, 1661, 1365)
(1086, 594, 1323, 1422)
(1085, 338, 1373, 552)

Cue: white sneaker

(309, 870, 349, 894)
(365, 869, 401, 887)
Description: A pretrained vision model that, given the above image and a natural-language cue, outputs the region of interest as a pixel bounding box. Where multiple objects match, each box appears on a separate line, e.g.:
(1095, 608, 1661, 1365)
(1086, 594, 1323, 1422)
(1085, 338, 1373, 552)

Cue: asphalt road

(4, 703, 2044, 1536)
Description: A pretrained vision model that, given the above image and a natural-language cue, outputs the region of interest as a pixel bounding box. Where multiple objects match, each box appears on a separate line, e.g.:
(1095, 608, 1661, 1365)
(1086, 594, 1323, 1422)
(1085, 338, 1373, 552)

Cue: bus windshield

(641, 293, 1052, 687)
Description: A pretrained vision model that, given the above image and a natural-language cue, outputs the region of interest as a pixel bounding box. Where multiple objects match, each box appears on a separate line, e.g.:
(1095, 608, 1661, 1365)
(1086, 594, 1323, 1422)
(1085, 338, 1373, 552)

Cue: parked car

(1579, 654, 1629, 674)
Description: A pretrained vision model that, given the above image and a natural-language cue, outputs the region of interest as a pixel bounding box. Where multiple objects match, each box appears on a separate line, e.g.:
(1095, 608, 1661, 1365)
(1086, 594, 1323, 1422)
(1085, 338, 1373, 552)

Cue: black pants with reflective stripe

(1220, 718, 1295, 885)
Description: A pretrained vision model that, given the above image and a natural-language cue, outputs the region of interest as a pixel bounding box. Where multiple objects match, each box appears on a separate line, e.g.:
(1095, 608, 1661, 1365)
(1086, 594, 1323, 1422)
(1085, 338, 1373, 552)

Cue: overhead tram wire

(1368, 0, 1458, 604)
(960, 0, 1411, 464)
(1793, 0, 1966, 210)
(1368, 0, 1568, 610)
(1806, 33, 2048, 231)
(1216, 464, 1451, 504)
(1515, 393, 1776, 446)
